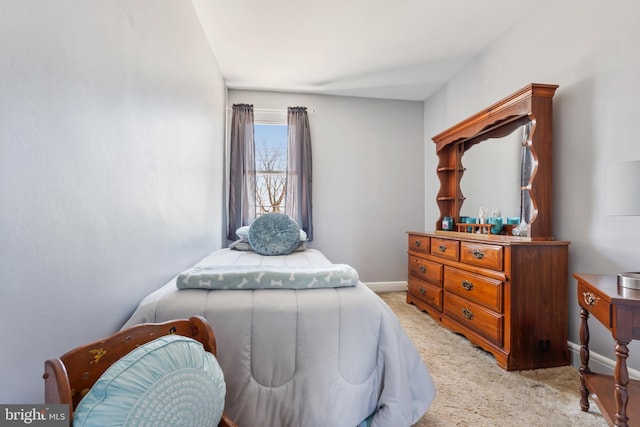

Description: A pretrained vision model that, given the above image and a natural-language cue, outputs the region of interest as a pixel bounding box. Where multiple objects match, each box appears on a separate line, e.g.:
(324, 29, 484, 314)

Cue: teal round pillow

(248, 213, 301, 255)
(73, 335, 225, 427)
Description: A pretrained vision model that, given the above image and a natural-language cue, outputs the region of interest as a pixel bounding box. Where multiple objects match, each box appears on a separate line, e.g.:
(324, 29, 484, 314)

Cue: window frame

(253, 110, 288, 216)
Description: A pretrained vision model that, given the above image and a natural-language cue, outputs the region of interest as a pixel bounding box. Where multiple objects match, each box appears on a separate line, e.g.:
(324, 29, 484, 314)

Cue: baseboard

(365, 281, 407, 293)
(568, 341, 640, 380)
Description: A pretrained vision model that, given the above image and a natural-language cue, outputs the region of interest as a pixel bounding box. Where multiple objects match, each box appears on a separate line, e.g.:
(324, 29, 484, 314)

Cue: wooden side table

(574, 273, 640, 426)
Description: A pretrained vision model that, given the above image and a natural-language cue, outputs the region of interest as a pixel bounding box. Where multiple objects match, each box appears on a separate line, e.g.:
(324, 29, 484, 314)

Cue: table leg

(579, 306, 591, 412)
(614, 340, 630, 427)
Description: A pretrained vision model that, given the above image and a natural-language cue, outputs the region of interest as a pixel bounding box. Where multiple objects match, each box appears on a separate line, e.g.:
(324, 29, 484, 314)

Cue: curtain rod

(227, 107, 315, 114)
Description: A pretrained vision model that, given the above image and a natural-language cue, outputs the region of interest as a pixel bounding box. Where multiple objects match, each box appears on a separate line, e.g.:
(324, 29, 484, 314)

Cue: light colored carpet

(378, 291, 608, 427)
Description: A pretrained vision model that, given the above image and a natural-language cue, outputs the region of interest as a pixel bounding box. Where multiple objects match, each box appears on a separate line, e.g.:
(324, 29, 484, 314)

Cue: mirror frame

(432, 83, 558, 239)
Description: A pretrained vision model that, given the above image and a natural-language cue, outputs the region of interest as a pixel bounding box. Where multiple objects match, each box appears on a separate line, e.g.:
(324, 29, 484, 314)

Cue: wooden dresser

(407, 231, 570, 370)
(409, 84, 570, 370)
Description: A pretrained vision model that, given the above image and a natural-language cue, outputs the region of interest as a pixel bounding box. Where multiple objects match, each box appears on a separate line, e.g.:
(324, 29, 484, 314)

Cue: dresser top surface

(408, 230, 570, 246)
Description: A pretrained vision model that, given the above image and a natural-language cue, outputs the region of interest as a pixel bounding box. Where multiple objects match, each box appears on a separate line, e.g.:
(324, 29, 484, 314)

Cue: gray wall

(228, 90, 425, 283)
(424, 0, 640, 372)
(0, 2, 227, 403)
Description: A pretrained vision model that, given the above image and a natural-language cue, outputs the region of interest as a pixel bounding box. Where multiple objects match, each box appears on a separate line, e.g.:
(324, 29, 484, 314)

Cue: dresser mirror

(432, 83, 558, 239)
(459, 124, 523, 221)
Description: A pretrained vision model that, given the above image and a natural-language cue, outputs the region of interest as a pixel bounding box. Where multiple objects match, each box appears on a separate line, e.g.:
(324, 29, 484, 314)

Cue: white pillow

(235, 225, 251, 239)
(236, 224, 307, 241)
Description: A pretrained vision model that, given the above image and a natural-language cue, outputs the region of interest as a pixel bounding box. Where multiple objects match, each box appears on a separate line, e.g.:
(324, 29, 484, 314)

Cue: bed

(122, 246, 435, 427)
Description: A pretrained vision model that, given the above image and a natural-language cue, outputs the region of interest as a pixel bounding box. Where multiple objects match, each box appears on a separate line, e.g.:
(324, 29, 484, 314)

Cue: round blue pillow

(248, 213, 301, 256)
(73, 335, 225, 427)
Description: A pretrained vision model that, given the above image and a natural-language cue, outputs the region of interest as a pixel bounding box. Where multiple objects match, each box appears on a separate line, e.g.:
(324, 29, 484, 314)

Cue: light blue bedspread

(123, 249, 435, 427)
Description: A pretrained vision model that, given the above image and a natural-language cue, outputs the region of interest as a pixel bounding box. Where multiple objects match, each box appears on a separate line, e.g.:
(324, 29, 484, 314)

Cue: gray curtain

(285, 106, 313, 241)
(227, 104, 256, 240)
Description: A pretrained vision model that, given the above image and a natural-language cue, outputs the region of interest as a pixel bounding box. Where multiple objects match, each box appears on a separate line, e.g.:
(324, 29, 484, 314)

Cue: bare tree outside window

(254, 124, 287, 215)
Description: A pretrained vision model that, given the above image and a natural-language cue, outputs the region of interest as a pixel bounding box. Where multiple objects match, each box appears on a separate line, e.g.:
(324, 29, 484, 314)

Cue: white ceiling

(192, 0, 539, 101)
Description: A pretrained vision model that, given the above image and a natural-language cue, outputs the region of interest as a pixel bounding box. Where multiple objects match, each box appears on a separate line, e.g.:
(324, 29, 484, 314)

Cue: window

(254, 123, 288, 215)
(228, 104, 312, 241)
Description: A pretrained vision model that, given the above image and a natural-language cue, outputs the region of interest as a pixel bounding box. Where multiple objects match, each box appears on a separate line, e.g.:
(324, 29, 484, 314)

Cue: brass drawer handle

(438, 244, 447, 252)
(419, 265, 427, 274)
(461, 280, 473, 291)
(473, 249, 485, 259)
(462, 308, 474, 320)
(415, 240, 421, 247)
(419, 287, 426, 295)
(583, 291, 600, 307)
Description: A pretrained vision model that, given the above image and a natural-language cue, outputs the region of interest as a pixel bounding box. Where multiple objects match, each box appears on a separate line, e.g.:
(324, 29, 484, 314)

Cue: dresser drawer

(408, 255, 443, 285)
(408, 277, 442, 311)
(577, 281, 611, 328)
(445, 292, 503, 346)
(408, 234, 430, 255)
(444, 266, 503, 312)
(430, 237, 459, 261)
(460, 241, 503, 270)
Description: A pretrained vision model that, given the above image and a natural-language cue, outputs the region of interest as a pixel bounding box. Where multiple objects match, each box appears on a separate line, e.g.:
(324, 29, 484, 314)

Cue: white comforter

(122, 249, 435, 427)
